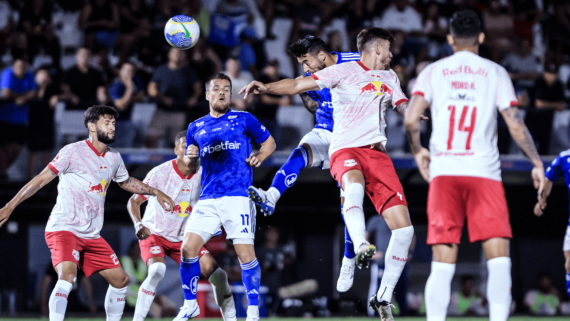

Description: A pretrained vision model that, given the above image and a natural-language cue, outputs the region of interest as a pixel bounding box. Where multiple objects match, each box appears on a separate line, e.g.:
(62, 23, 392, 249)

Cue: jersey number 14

(447, 105, 477, 150)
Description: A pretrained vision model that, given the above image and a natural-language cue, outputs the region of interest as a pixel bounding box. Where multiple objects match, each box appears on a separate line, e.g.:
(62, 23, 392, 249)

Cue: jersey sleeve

(546, 154, 564, 182)
(495, 66, 518, 111)
(411, 64, 434, 104)
(48, 145, 74, 175)
(391, 72, 409, 108)
(138, 168, 158, 201)
(113, 158, 130, 183)
(311, 63, 345, 90)
(245, 113, 271, 143)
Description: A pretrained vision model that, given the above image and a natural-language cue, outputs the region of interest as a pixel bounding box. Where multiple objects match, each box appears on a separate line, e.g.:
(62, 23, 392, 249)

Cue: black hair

(83, 105, 119, 128)
(288, 36, 328, 58)
(357, 28, 395, 53)
(205, 72, 232, 91)
(450, 10, 481, 39)
(461, 275, 474, 283)
(175, 130, 187, 145)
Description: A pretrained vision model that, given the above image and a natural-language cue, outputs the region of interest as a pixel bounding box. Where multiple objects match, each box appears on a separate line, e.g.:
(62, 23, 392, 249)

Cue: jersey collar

(172, 159, 196, 179)
(357, 61, 370, 71)
(85, 140, 106, 157)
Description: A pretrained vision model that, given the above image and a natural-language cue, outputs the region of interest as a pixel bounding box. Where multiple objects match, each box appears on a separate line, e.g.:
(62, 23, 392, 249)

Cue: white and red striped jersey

(46, 140, 130, 239)
(139, 160, 201, 242)
(311, 61, 408, 156)
(412, 51, 518, 181)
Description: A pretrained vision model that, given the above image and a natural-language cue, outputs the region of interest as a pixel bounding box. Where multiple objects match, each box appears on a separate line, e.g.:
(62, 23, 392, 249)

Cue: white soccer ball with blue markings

(164, 15, 200, 50)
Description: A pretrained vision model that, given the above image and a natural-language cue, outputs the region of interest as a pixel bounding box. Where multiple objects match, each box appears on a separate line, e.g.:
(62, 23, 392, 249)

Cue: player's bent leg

(234, 243, 261, 321)
(175, 232, 208, 321)
(200, 253, 237, 321)
(482, 238, 511, 321)
(338, 195, 357, 292)
(98, 267, 129, 321)
(134, 257, 167, 321)
(49, 262, 78, 321)
(425, 244, 458, 321)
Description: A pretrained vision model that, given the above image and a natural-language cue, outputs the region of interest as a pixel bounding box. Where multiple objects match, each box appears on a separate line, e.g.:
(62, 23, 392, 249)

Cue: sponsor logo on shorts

(191, 276, 199, 295)
(150, 246, 162, 254)
(55, 292, 68, 299)
(200, 249, 209, 256)
(229, 115, 237, 119)
(111, 254, 119, 265)
(196, 121, 204, 127)
(72, 249, 80, 261)
(285, 173, 297, 187)
(397, 192, 403, 201)
(195, 209, 204, 215)
(142, 288, 156, 296)
(241, 228, 249, 233)
(344, 159, 357, 167)
(392, 255, 408, 262)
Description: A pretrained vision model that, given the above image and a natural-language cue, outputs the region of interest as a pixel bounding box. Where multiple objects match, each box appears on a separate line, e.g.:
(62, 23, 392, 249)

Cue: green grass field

(4, 318, 570, 321)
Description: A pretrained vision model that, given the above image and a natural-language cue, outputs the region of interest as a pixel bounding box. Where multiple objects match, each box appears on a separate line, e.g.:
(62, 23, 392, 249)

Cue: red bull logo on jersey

(99, 165, 108, 171)
(181, 185, 191, 193)
(359, 81, 392, 96)
(87, 179, 108, 196)
(174, 201, 192, 217)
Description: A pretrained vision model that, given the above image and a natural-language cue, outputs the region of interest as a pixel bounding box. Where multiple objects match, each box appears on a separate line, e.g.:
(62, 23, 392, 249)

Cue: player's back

(413, 51, 518, 181)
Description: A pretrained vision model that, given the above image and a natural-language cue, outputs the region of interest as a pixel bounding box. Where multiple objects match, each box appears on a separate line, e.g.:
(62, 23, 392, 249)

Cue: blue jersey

(546, 150, 570, 226)
(305, 51, 360, 131)
(186, 110, 270, 200)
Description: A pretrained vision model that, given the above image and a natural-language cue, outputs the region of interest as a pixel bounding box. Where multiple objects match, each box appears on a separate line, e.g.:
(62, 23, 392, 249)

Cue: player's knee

(114, 272, 130, 288)
(58, 272, 76, 284)
(393, 225, 414, 241)
(149, 262, 166, 281)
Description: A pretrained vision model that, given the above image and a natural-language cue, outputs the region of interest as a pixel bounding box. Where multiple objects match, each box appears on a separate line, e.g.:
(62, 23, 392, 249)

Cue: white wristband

(135, 222, 144, 230)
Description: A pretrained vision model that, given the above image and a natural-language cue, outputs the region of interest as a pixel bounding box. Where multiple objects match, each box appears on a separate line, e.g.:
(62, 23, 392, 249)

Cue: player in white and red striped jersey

(127, 131, 236, 321)
(240, 28, 422, 320)
(0, 106, 175, 321)
(405, 10, 545, 321)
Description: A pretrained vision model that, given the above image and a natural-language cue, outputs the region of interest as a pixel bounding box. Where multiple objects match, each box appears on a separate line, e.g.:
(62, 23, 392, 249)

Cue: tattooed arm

(299, 93, 319, 114)
(0, 166, 58, 228)
(118, 177, 176, 212)
(501, 106, 545, 197)
(395, 102, 408, 118)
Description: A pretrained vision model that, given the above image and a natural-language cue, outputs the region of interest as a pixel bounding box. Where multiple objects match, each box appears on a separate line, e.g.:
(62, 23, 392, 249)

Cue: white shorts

(185, 196, 256, 244)
(564, 225, 570, 251)
(299, 128, 332, 169)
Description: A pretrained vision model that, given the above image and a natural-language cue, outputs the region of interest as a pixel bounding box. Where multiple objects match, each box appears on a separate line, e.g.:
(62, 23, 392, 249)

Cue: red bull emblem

(175, 201, 192, 217)
(181, 185, 190, 193)
(100, 165, 108, 171)
(359, 81, 392, 96)
(87, 179, 108, 196)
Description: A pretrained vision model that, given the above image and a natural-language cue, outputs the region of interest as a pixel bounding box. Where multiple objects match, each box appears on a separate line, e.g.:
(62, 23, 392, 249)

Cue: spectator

(147, 48, 201, 148)
(448, 275, 488, 316)
(189, 39, 223, 93)
(482, 0, 514, 60)
(120, 240, 147, 313)
(527, 62, 566, 154)
(19, 0, 61, 68)
(215, 240, 242, 283)
(60, 47, 107, 109)
(39, 264, 96, 316)
(524, 272, 561, 315)
(28, 67, 58, 178)
(254, 59, 289, 147)
(238, 29, 259, 79)
(422, 1, 452, 59)
(79, 0, 120, 49)
(0, 0, 21, 59)
(0, 58, 37, 179)
(110, 62, 145, 148)
(377, 0, 423, 35)
(118, 0, 151, 65)
(328, 30, 343, 53)
(501, 37, 540, 93)
(211, 0, 260, 60)
(225, 57, 254, 111)
(345, 0, 377, 49)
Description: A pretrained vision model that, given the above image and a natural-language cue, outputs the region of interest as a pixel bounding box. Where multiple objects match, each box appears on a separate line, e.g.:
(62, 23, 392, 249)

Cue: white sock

(49, 280, 73, 321)
(376, 226, 414, 302)
(487, 257, 512, 321)
(342, 256, 355, 267)
(267, 187, 281, 204)
(209, 268, 232, 307)
(425, 261, 455, 321)
(105, 285, 128, 321)
(134, 262, 166, 321)
(342, 183, 366, 248)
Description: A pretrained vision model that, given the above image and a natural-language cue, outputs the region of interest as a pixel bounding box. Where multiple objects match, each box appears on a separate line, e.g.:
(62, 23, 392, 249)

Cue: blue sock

(270, 146, 309, 196)
(342, 209, 356, 259)
(567, 273, 570, 298)
(180, 256, 201, 301)
(241, 258, 261, 306)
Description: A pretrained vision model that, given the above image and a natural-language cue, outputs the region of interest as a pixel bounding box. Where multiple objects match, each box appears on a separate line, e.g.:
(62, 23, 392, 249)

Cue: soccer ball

(164, 15, 200, 50)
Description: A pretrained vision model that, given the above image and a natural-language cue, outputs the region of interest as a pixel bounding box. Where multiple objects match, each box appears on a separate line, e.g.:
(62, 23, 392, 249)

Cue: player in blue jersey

(534, 150, 570, 300)
(246, 36, 362, 292)
(174, 73, 276, 321)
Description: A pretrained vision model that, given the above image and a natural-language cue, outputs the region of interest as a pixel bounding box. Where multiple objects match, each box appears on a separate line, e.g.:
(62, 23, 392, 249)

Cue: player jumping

(174, 73, 276, 321)
(0, 105, 176, 321)
(405, 10, 545, 321)
(127, 131, 236, 321)
(534, 150, 570, 301)
(247, 36, 361, 292)
(241, 28, 417, 321)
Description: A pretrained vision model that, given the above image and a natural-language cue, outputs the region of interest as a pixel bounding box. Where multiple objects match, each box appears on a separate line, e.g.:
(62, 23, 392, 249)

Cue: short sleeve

(411, 64, 434, 104)
(0, 69, 12, 90)
(391, 73, 408, 108)
(185, 122, 199, 155)
(113, 158, 130, 183)
(546, 154, 564, 182)
(138, 169, 158, 200)
(495, 66, 518, 111)
(244, 113, 271, 143)
(48, 145, 74, 175)
(312, 63, 345, 90)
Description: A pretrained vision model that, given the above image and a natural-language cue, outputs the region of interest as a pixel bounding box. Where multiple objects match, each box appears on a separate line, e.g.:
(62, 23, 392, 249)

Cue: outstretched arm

(405, 95, 431, 181)
(239, 77, 320, 98)
(118, 177, 176, 212)
(127, 195, 152, 240)
(0, 167, 58, 228)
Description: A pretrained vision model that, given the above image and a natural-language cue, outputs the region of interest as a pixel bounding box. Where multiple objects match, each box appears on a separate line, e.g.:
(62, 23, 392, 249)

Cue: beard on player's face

(96, 127, 115, 144)
(211, 99, 230, 114)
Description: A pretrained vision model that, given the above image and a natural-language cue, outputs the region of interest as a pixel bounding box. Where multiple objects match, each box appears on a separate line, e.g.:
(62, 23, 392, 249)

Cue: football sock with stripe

(180, 256, 201, 305)
(134, 262, 166, 321)
(342, 210, 356, 259)
(487, 257, 511, 321)
(241, 258, 261, 306)
(49, 279, 73, 321)
(425, 261, 455, 321)
(268, 146, 309, 203)
(104, 285, 128, 321)
(376, 225, 414, 303)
